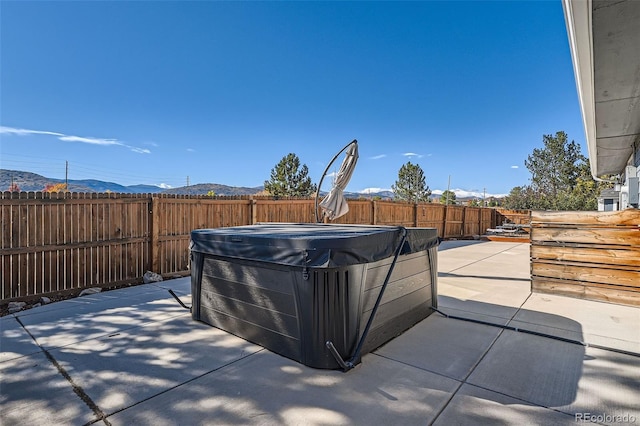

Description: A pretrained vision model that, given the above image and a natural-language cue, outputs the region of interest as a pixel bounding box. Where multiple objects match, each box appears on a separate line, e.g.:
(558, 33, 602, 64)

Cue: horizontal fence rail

(530, 209, 640, 307)
(1, 191, 503, 301)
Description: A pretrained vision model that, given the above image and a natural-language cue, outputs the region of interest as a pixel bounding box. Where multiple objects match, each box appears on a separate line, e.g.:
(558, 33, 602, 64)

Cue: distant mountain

(1, 169, 269, 196)
(1, 169, 90, 192)
(161, 183, 264, 196)
(120, 184, 165, 194)
(0, 169, 164, 193)
(1, 169, 431, 200)
(346, 190, 395, 199)
(63, 178, 130, 193)
(161, 186, 396, 198)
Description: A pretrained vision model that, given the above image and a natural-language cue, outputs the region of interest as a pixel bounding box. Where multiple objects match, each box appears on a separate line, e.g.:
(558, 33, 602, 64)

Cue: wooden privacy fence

(530, 209, 640, 307)
(1, 191, 499, 301)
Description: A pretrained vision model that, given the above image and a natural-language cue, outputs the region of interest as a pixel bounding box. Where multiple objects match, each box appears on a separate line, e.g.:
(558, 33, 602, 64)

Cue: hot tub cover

(190, 223, 438, 268)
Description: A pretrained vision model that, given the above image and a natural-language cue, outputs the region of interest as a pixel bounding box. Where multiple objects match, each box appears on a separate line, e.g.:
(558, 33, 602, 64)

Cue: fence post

(250, 197, 257, 225)
(462, 207, 466, 236)
(414, 203, 419, 227)
(372, 200, 377, 225)
(442, 205, 448, 239)
(150, 196, 160, 273)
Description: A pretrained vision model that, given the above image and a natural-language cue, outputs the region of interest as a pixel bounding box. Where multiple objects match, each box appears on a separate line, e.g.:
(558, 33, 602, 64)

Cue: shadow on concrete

(428, 297, 639, 420)
(438, 271, 531, 283)
(3, 280, 639, 425)
(438, 240, 488, 251)
(378, 297, 591, 407)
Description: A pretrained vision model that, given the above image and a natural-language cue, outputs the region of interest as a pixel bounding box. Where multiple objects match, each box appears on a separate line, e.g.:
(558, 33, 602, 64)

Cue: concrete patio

(1, 241, 639, 425)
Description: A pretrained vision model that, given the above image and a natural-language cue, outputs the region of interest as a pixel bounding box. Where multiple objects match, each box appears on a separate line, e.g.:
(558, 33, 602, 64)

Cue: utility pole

(65, 160, 69, 190)
(414, 168, 418, 204)
(483, 187, 486, 207)
(446, 175, 451, 205)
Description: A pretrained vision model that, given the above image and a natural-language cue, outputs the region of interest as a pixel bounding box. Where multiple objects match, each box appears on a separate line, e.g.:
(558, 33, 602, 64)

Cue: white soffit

(563, 0, 640, 177)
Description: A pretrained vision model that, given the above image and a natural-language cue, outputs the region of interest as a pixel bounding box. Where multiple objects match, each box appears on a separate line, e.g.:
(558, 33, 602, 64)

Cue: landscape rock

(8, 301, 26, 314)
(143, 271, 163, 283)
(32, 303, 42, 308)
(8, 301, 26, 309)
(79, 287, 102, 297)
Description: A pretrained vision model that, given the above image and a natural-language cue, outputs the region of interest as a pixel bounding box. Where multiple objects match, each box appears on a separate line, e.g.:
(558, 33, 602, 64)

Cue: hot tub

(190, 223, 438, 370)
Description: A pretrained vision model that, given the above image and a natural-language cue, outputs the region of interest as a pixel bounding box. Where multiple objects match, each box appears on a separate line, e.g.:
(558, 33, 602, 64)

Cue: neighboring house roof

(563, 0, 640, 177)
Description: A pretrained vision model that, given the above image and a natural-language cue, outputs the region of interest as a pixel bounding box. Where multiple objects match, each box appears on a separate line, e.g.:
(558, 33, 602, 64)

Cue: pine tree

(440, 190, 456, 205)
(525, 131, 584, 199)
(392, 162, 431, 202)
(504, 131, 613, 210)
(264, 153, 317, 197)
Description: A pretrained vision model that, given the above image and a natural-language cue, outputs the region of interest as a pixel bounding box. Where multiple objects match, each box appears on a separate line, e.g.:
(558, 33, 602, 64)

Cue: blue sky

(0, 1, 585, 197)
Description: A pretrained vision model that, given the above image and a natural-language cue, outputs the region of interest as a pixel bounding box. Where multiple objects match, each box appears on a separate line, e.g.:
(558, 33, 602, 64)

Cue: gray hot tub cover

(190, 223, 438, 268)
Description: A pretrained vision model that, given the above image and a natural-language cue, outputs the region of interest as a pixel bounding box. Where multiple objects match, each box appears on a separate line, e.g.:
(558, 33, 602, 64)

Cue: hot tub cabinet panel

(190, 224, 438, 370)
(358, 248, 437, 356)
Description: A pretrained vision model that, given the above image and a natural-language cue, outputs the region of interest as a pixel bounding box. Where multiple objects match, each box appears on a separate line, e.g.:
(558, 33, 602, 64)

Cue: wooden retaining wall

(530, 209, 640, 306)
(497, 209, 531, 225)
(1, 191, 502, 301)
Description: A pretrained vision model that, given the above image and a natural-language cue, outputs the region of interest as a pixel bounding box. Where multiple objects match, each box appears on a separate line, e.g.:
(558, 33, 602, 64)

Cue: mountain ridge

(1, 169, 498, 201)
(0, 169, 393, 198)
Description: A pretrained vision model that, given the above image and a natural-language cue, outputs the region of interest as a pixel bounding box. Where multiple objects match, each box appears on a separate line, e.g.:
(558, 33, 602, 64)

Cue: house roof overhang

(562, 0, 640, 178)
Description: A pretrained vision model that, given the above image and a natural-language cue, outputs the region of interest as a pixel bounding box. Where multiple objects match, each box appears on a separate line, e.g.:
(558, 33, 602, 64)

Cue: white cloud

(402, 152, 423, 158)
(511, 165, 519, 169)
(186, 148, 195, 152)
(158, 183, 173, 189)
(0, 126, 64, 137)
(129, 147, 151, 154)
(369, 154, 386, 160)
(2, 125, 150, 154)
(59, 135, 121, 146)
